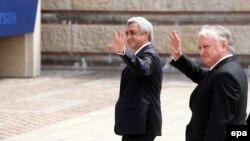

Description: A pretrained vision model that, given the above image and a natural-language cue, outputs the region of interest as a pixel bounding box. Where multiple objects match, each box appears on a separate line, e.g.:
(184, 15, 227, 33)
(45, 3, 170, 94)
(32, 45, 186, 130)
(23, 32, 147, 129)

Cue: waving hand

(107, 31, 127, 53)
(169, 31, 182, 60)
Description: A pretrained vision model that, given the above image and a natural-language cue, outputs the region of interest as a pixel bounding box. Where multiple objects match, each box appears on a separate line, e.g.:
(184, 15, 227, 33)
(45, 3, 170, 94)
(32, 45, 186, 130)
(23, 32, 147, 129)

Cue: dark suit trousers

(122, 134, 156, 141)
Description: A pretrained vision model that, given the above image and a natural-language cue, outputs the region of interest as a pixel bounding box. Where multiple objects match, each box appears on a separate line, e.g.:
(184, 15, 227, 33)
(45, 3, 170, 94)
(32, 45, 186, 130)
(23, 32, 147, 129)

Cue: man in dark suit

(107, 17, 162, 141)
(168, 25, 248, 141)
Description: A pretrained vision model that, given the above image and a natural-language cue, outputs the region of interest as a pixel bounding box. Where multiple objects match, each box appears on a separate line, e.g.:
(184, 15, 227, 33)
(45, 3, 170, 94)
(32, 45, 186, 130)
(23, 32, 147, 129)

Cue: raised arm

(169, 31, 182, 60)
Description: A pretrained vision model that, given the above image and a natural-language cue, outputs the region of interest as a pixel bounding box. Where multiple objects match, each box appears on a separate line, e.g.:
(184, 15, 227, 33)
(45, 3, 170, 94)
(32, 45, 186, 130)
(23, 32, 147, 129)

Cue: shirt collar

(210, 54, 233, 71)
(135, 42, 151, 56)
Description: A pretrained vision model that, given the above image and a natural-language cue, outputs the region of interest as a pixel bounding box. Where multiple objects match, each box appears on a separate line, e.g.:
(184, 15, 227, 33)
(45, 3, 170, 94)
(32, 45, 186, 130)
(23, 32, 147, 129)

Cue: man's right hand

(169, 31, 182, 60)
(107, 31, 126, 54)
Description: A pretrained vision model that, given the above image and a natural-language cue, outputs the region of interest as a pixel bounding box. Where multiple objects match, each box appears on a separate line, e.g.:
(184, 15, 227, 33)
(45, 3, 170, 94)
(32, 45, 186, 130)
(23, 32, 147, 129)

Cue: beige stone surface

(41, 24, 250, 55)
(42, 24, 71, 53)
(70, 25, 125, 53)
(238, 0, 250, 11)
(181, 0, 239, 11)
(42, 0, 71, 10)
(0, 36, 26, 77)
(229, 26, 250, 54)
(41, 24, 125, 53)
(42, 0, 250, 11)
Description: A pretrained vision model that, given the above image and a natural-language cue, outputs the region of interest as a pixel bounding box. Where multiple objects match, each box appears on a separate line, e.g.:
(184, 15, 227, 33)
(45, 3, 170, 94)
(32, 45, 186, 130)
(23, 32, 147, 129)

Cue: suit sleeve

(170, 55, 207, 83)
(204, 72, 241, 141)
(119, 49, 156, 76)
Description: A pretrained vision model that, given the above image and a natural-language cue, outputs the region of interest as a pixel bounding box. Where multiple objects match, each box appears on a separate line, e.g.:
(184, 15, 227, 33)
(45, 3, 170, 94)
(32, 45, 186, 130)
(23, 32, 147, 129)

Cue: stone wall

(41, 0, 250, 69)
(41, 24, 250, 55)
(42, 0, 250, 11)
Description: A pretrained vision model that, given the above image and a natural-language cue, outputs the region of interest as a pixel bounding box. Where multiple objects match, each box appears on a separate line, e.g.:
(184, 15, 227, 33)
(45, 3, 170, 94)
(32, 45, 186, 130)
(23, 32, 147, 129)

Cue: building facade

(41, 0, 250, 69)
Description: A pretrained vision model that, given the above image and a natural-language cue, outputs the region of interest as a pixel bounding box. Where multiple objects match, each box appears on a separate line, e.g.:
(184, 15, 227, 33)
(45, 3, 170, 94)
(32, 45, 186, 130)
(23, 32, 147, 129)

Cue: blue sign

(0, 0, 38, 36)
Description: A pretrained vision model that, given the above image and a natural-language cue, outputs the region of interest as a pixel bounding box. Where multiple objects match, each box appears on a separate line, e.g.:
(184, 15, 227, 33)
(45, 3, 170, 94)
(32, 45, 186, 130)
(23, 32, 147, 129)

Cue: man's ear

(144, 32, 150, 41)
(220, 39, 228, 51)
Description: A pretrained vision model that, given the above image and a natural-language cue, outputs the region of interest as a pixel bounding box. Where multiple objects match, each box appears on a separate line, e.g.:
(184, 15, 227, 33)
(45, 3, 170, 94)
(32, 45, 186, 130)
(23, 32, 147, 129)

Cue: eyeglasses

(125, 30, 140, 36)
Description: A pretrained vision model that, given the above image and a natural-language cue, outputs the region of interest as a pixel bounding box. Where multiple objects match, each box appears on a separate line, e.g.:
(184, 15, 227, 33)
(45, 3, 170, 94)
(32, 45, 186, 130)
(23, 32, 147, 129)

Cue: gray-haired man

(107, 17, 163, 141)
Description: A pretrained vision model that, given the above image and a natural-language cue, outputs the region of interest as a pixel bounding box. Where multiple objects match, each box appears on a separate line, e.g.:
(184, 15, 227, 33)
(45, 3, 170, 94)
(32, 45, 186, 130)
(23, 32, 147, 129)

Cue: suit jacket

(115, 44, 162, 136)
(170, 55, 248, 141)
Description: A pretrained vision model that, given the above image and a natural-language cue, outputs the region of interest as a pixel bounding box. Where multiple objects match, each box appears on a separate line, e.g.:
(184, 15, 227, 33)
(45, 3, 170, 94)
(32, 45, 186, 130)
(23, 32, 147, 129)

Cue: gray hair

(198, 25, 235, 53)
(127, 17, 153, 42)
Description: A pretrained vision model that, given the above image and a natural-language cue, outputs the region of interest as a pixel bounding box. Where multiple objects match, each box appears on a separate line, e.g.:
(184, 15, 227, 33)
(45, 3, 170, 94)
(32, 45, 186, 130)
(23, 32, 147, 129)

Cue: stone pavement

(0, 70, 249, 141)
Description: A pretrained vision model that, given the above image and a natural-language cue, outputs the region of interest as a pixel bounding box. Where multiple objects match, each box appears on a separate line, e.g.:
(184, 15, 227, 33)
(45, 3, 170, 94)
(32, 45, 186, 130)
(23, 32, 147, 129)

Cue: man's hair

(198, 25, 235, 53)
(127, 17, 153, 42)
